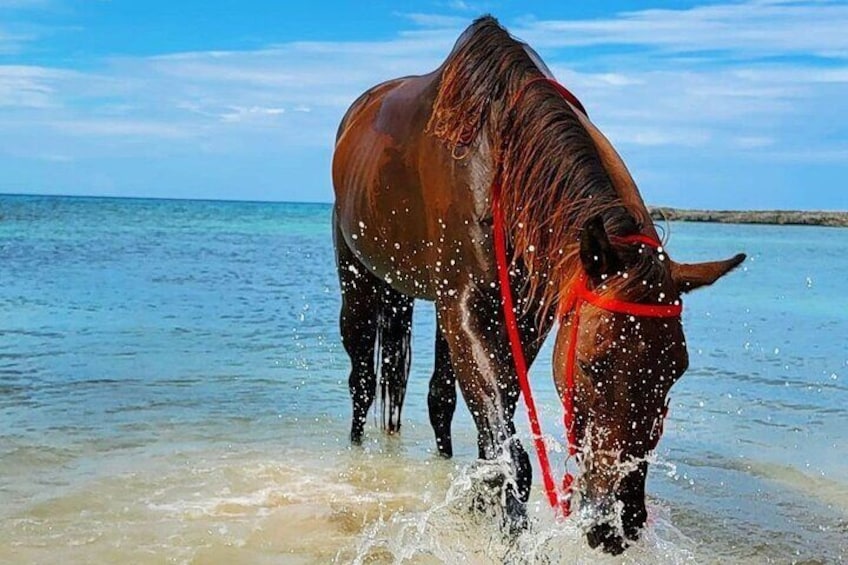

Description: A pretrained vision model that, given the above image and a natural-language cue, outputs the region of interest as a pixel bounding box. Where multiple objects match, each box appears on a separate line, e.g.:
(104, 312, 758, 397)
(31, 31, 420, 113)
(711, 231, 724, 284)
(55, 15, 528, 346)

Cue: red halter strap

(492, 79, 681, 517)
(509, 76, 588, 117)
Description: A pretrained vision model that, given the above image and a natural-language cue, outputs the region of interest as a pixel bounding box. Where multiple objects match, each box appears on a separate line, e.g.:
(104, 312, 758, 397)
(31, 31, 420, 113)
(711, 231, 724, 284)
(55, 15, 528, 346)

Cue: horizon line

(1, 191, 846, 214)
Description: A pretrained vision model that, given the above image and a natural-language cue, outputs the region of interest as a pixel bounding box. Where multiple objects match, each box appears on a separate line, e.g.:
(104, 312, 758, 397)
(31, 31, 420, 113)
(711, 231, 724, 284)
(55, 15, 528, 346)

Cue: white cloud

(445, 0, 476, 11)
(0, 65, 74, 107)
(0, 27, 37, 54)
(734, 136, 776, 149)
(49, 118, 197, 139)
(0, 0, 50, 53)
(758, 146, 848, 163)
(398, 12, 469, 28)
(219, 105, 285, 123)
(515, 0, 848, 59)
(1, 1, 846, 206)
(0, 0, 51, 7)
(38, 153, 72, 162)
(603, 125, 713, 147)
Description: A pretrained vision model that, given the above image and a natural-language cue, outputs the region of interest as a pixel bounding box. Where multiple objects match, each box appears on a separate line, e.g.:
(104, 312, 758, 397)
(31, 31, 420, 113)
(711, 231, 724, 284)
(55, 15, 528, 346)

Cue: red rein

(492, 78, 683, 517)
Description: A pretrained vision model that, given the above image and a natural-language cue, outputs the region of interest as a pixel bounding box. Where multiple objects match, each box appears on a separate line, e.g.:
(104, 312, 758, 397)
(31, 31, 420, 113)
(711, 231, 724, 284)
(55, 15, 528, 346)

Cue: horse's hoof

(468, 468, 529, 537)
(504, 491, 529, 536)
(434, 437, 453, 459)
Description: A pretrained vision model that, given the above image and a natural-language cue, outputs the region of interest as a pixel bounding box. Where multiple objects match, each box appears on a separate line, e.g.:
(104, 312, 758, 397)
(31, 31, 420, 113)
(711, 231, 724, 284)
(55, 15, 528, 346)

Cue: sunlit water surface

(1, 195, 846, 563)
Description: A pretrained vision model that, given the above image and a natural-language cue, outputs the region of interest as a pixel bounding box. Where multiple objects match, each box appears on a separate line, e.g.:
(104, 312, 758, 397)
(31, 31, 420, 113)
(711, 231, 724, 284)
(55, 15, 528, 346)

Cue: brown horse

(332, 16, 744, 554)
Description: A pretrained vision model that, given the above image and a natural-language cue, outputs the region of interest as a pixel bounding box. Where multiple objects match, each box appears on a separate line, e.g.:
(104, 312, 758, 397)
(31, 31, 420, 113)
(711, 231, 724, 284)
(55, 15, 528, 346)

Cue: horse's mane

(428, 16, 664, 317)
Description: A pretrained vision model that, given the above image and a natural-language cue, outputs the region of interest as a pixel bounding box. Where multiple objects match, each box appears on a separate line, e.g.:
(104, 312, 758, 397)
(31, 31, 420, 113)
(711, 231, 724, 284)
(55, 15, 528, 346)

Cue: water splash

(345, 444, 699, 564)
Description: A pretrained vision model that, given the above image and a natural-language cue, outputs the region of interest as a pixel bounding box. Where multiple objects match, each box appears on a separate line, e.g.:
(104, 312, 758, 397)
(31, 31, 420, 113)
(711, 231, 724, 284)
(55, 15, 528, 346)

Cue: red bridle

(492, 77, 683, 517)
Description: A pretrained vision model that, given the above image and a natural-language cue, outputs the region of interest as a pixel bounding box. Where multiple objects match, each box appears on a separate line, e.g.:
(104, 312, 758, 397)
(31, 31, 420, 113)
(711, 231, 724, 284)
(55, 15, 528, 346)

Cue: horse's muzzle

(586, 521, 626, 555)
(581, 494, 646, 555)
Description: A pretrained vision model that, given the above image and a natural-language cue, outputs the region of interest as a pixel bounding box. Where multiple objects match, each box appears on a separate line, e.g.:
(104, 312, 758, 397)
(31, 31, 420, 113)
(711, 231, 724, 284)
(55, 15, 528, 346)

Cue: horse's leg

(335, 210, 416, 440)
(428, 324, 457, 457)
(335, 217, 381, 444)
(436, 289, 533, 532)
(378, 290, 414, 434)
(434, 283, 552, 529)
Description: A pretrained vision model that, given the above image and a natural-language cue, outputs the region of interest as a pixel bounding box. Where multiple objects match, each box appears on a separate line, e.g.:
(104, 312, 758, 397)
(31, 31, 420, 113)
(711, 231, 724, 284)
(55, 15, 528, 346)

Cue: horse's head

(552, 215, 744, 554)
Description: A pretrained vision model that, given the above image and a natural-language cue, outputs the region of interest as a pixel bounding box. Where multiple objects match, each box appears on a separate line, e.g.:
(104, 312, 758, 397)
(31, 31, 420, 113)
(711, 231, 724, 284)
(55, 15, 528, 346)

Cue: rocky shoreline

(649, 207, 848, 228)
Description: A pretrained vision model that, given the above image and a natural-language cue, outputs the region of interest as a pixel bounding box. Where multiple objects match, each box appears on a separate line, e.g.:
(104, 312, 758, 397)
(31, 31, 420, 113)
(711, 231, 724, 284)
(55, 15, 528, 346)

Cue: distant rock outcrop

(648, 207, 848, 228)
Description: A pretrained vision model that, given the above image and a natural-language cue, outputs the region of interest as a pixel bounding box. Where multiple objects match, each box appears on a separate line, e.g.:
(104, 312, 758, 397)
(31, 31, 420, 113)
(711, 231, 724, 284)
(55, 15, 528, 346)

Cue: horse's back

(333, 71, 440, 180)
(332, 71, 457, 299)
(335, 77, 410, 144)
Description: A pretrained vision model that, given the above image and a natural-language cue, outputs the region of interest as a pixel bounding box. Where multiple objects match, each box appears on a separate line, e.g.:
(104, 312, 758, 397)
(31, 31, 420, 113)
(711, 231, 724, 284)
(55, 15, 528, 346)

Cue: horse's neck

(527, 66, 657, 240)
(573, 112, 658, 240)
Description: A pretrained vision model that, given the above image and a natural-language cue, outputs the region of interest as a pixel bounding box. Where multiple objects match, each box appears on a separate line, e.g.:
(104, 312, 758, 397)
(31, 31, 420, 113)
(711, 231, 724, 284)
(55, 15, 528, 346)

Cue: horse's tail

(375, 295, 414, 434)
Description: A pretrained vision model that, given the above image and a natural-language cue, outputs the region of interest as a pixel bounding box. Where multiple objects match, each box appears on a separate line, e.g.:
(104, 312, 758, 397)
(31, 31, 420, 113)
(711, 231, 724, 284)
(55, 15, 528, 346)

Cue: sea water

(1, 194, 845, 563)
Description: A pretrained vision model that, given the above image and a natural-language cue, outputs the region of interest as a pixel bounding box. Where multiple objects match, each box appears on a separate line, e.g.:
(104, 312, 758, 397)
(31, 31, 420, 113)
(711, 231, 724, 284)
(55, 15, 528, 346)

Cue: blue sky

(1, 0, 847, 210)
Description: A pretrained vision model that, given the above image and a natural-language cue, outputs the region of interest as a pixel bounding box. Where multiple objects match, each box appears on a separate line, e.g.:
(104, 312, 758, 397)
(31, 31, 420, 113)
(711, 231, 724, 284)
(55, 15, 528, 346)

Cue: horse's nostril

(586, 523, 626, 555)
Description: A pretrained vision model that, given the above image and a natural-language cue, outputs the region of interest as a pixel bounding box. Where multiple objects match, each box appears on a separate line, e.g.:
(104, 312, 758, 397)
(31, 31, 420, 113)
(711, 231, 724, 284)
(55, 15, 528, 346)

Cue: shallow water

(1, 194, 846, 563)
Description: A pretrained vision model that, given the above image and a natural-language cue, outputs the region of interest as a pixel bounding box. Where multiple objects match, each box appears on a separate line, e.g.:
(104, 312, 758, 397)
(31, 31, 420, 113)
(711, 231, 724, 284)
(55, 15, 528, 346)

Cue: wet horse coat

(332, 17, 744, 554)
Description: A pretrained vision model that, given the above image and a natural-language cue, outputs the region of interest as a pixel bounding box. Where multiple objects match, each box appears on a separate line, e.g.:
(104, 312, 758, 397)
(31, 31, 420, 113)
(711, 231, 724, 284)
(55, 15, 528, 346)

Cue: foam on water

(347, 454, 700, 565)
(0, 441, 711, 565)
(1, 427, 846, 564)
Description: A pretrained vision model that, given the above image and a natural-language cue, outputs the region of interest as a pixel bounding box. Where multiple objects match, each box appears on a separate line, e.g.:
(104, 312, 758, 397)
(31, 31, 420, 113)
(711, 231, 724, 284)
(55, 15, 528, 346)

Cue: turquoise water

(1, 194, 846, 563)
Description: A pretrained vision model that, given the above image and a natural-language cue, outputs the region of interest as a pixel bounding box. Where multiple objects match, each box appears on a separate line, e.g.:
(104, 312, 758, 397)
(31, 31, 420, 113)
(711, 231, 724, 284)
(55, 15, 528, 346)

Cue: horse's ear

(671, 253, 746, 293)
(580, 215, 622, 280)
